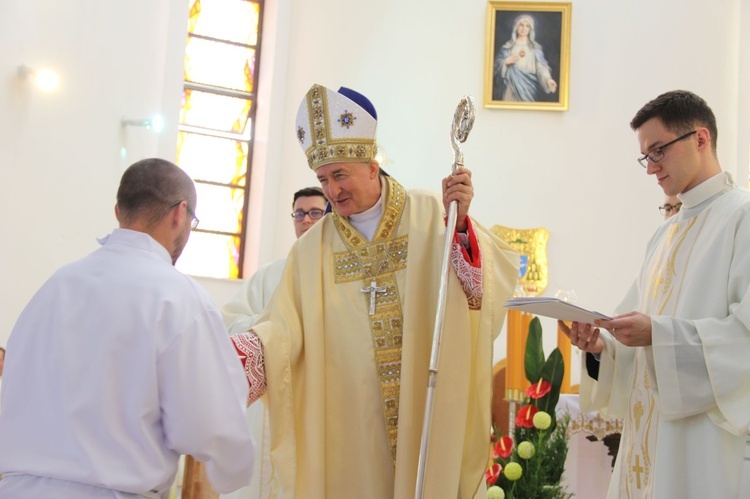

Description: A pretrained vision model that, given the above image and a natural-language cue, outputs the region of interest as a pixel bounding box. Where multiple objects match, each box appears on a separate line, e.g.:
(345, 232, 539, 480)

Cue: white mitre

(295, 83, 378, 171)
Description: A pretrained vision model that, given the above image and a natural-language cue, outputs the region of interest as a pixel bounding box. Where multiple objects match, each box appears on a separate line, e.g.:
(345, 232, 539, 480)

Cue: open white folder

(504, 297, 611, 325)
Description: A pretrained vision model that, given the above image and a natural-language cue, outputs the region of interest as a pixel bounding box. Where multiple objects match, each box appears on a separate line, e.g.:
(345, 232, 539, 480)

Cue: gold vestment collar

(332, 175, 407, 463)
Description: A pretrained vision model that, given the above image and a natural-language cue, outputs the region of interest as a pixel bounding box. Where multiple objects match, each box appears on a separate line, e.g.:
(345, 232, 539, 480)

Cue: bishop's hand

(442, 167, 473, 232)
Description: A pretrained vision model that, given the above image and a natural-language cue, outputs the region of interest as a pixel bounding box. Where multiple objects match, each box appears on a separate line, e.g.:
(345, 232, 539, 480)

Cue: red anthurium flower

(485, 462, 502, 486)
(525, 379, 552, 399)
(493, 435, 514, 459)
(515, 404, 538, 428)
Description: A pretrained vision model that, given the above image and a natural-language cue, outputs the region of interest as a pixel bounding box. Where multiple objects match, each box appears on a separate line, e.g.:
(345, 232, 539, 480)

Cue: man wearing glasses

(221, 186, 327, 499)
(0, 158, 255, 498)
(658, 195, 682, 220)
(224, 186, 327, 333)
(562, 90, 750, 498)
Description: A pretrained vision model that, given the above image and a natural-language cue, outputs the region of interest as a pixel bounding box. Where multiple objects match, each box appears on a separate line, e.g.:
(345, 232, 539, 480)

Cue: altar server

(0, 158, 254, 498)
(564, 90, 750, 498)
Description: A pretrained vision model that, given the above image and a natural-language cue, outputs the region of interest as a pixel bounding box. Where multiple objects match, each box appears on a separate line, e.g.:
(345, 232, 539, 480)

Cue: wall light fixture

(121, 115, 164, 133)
(18, 65, 60, 93)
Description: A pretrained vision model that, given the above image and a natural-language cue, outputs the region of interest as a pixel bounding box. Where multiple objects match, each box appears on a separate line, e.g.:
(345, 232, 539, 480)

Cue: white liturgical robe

(581, 172, 750, 498)
(222, 258, 287, 499)
(0, 229, 254, 498)
(224, 258, 287, 335)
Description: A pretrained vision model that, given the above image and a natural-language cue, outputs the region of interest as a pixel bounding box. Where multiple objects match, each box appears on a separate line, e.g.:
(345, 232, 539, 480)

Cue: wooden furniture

(181, 456, 219, 499)
(491, 359, 510, 436)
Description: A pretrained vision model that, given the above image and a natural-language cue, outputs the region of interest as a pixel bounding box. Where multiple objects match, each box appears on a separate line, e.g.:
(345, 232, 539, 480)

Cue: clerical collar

(678, 171, 733, 210)
(348, 195, 383, 242)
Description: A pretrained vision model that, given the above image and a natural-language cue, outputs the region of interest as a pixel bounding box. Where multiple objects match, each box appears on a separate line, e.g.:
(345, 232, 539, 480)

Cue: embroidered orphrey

(332, 176, 407, 463)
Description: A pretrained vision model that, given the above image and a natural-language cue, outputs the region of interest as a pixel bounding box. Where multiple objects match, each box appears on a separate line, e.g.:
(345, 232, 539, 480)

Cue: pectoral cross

(632, 454, 644, 489)
(361, 280, 387, 315)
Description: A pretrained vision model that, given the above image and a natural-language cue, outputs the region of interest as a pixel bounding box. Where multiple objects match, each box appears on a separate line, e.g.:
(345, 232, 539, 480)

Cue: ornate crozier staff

(415, 96, 476, 499)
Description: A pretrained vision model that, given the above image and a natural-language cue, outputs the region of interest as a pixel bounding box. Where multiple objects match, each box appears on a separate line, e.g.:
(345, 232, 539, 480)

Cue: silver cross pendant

(361, 280, 387, 315)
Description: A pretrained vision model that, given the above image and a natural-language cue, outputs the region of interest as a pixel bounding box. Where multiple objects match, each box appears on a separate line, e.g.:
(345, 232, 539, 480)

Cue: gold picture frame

(483, 1, 571, 111)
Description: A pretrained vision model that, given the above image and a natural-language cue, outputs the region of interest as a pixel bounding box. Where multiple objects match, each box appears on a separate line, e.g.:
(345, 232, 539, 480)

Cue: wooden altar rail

(182, 455, 219, 499)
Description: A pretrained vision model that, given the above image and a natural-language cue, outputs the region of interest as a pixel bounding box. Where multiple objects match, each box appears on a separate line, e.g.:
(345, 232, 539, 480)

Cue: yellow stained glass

(188, 0, 260, 46)
(177, 132, 248, 185)
(185, 37, 255, 92)
(180, 90, 253, 135)
(194, 183, 245, 234)
(180, 0, 263, 279)
(176, 232, 240, 279)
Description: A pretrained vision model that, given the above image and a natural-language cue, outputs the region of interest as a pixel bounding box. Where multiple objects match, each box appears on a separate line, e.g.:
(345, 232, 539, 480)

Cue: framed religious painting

(483, 2, 571, 111)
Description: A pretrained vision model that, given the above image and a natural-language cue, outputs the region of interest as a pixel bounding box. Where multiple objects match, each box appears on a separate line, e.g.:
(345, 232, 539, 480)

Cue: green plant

(485, 317, 573, 499)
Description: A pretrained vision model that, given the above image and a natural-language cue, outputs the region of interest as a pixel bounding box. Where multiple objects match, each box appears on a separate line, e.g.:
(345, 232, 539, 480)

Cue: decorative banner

(491, 225, 550, 296)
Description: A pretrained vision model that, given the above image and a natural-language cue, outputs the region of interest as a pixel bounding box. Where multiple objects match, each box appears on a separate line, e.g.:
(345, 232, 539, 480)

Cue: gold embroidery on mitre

(303, 84, 378, 170)
(338, 111, 356, 128)
(332, 176, 407, 463)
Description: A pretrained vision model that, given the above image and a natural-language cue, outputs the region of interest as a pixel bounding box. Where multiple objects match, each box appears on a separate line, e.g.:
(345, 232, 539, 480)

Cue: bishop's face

(637, 118, 702, 197)
(315, 161, 381, 218)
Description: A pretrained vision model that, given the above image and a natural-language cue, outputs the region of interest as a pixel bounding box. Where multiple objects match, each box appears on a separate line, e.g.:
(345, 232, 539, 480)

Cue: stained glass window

(176, 0, 263, 279)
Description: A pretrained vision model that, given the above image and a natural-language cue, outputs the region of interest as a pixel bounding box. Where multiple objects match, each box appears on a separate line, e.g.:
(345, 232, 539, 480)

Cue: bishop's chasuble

(581, 172, 750, 498)
(250, 176, 518, 499)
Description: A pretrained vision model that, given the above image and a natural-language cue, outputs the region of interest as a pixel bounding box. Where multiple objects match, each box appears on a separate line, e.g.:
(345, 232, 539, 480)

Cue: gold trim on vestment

(621, 211, 710, 498)
(648, 214, 702, 314)
(332, 176, 407, 463)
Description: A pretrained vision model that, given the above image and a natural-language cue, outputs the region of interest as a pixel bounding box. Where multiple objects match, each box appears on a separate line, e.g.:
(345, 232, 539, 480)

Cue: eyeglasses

(637, 130, 696, 168)
(291, 209, 325, 222)
(170, 200, 200, 230)
(658, 202, 682, 217)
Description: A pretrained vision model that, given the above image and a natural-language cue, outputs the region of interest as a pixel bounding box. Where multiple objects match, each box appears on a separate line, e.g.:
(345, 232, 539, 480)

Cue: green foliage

(495, 415, 573, 499)
(490, 316, 573, 499)
(536, 348, 564, 426)
(524, 317, 545, 383)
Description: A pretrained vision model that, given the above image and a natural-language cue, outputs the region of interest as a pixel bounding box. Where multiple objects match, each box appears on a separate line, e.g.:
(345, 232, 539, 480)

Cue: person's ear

(368, 160, 379, 179)
(171, 201, 186, 228)
(696, 128, 711, 152)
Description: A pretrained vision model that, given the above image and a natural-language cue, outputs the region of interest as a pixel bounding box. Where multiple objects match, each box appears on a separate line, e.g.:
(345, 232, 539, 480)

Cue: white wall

(252, 0, 748, 374)
(0, 0, 187, 343)
(1, 0, 748, 386)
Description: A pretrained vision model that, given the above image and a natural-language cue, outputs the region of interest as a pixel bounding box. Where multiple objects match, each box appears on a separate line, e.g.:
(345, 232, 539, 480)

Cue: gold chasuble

(252, 176, 517, 499)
